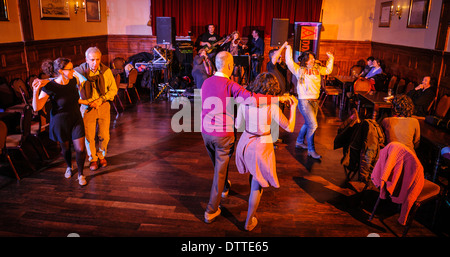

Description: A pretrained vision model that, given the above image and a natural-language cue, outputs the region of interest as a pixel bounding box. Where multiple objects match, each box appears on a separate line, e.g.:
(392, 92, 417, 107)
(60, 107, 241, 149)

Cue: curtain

(151, 0, 323, 38)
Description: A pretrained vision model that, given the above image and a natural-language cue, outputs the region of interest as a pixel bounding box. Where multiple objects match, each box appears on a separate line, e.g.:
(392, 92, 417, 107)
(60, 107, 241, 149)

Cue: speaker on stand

(270, 18, 289, 47)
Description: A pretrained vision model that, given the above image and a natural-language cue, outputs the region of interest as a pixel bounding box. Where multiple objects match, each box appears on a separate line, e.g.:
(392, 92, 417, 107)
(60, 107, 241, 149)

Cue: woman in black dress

(32, 58, 87, 186)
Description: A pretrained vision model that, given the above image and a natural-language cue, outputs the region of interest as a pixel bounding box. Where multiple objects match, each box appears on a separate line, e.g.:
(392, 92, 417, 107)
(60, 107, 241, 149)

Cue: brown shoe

(99, 158, 107, 168)
(89, 161, 99, 171)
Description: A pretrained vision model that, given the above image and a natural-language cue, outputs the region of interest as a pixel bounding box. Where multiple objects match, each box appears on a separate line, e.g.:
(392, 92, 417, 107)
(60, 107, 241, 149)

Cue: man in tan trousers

(75, 47, 118, 171)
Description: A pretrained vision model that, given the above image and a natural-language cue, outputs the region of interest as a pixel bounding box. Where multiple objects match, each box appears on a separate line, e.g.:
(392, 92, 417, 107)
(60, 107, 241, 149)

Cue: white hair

(85, 46, 102, 58)
(215, 51, 233, 71)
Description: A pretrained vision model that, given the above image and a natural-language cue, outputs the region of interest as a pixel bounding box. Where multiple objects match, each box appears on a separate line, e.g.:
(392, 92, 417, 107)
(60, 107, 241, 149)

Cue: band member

(249, 29, 264, 81)
(192, 48, 215, 89)
(198, 24, 222, 59)
(223, 31, 248, 83)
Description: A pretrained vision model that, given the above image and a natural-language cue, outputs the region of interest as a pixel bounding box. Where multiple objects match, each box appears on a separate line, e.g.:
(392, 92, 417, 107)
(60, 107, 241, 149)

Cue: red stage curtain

(151, 0, 323, 38)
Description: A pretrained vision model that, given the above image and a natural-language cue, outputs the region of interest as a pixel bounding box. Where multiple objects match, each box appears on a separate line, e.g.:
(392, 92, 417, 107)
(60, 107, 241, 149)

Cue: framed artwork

(407, 0, 432, 28)
(379, 1, 392, 27)
(86, 0, 101, 22)
(39, 0, 70, 20)
(0, 0, 8, 21)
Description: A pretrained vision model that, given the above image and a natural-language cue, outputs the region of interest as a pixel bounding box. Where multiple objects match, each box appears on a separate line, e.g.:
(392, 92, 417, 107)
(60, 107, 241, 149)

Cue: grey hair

(85, 46, 102, 58)
(215, 51, 233, 71)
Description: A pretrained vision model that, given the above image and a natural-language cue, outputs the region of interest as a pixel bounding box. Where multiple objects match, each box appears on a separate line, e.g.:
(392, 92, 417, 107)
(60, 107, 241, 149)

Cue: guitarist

(198, 24, 222, 59)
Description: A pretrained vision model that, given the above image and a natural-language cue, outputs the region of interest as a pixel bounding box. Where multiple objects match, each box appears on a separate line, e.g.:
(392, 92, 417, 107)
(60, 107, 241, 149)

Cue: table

(418, 119, 450, 182)
(335, 75, 356, 119)
(356, 91, 392, 120)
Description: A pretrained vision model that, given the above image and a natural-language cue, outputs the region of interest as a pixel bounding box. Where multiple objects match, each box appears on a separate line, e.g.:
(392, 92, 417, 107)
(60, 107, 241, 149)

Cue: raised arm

(285, 44, 301, 78)
(270, 41, 288, 65)
(319, 52, 334, 75)
(31, 79, 50, 112)
(272, 96, 298, 133)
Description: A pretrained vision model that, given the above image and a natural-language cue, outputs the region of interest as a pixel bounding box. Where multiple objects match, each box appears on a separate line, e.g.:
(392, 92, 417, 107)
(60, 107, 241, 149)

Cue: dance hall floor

(0, 94, 448, 238)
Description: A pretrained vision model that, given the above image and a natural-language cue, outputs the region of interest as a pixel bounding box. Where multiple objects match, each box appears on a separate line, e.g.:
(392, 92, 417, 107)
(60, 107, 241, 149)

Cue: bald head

(215, 51, 234, 77)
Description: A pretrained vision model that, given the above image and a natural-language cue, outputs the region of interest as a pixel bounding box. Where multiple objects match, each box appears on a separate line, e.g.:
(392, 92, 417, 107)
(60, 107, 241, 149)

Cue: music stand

(233, 55, 250, 67)
(233, 55, 250, 85)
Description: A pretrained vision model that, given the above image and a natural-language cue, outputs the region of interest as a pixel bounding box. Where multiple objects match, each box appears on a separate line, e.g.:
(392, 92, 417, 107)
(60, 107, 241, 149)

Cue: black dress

(42, 78, 85, 142)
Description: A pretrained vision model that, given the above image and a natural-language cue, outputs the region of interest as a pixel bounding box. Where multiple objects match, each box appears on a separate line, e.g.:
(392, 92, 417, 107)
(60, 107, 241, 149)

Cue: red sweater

(201, 75, 273, 137)
(371, 142, 424, 225)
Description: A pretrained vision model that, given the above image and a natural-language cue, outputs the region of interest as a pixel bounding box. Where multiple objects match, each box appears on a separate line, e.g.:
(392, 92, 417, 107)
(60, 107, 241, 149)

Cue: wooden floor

(0, 93, 448, 238)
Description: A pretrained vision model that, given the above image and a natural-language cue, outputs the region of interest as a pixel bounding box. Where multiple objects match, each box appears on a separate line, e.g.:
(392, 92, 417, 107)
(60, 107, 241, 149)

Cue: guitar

(200, 34, 231, 54)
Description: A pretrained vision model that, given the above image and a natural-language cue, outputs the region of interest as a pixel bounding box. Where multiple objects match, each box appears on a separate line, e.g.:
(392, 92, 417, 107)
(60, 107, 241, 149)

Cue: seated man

(406, 76, 436, 117)
(359, 56, 375, 78)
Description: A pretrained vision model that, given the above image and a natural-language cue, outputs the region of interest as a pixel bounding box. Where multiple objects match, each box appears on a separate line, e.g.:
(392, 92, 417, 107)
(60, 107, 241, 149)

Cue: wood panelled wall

(0, 36, 108, 83)
(1, 35, 449, 98)
(372, 42, 450, 97)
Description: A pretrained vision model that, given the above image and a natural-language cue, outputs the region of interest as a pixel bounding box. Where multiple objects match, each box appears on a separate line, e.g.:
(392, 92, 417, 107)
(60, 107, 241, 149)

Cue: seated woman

(364, 59, 382, 79)
(406, 75, 436, 117)
(381, 94, 420, 152)
(235, 72, 298, 231)
(353, 59, 383, 92)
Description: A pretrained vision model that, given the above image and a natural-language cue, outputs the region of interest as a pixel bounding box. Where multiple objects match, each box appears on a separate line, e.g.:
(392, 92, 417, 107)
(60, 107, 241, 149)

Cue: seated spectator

(353, 59, 384, 92)
(364, 59, 382, 79)
(359, 56, 375, 78)
(406, 75, 436, 117)
(381, 94, 420, 152)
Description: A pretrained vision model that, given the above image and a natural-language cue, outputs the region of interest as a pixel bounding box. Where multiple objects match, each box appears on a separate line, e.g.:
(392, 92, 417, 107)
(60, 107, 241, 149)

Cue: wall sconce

(391, 4, 402, 19)
(74, 1, 86, 14)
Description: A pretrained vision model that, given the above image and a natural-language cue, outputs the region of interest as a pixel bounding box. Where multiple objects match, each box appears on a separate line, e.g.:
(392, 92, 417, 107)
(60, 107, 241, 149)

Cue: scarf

(203, 58, 214, 76)
(75, 62, 109, 100)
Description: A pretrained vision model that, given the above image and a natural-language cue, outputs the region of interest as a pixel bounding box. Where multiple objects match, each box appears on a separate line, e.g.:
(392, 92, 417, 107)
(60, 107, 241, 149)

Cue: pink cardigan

(371, 142, 424, 225)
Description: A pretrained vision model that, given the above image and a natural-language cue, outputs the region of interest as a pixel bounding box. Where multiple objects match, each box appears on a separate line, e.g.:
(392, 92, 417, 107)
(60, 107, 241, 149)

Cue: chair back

(405, 82, 415, 94)
(435, 95, 450, 118)
(128, 69, 138, 88)
(11, 78, 30, 104)
(112, 57, 126, 70)
(350, 65, 362, 79)
(396, 79, 406, 94)
(354, 78, 371, 92)
(20, 104, 33, 139)
(115, 73, 121, 86)
(0, 121, 7, 154)
(388, 75, 397, 90)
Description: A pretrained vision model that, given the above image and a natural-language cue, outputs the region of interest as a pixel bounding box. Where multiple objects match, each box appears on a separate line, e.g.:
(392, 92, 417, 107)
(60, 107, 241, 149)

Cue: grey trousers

(201, 133, 235, 214)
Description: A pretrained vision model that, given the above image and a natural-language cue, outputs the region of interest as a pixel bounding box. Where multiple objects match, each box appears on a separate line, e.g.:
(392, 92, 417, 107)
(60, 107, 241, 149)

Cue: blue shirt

(365, 67, 382, 79)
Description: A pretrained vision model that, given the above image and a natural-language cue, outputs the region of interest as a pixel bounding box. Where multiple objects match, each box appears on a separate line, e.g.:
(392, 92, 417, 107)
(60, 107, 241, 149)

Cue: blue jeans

(296, 99, 319, 151)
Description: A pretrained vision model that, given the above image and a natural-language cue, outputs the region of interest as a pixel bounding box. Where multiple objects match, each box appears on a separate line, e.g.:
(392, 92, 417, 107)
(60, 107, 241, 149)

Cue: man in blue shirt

(249, 29, 264, 81)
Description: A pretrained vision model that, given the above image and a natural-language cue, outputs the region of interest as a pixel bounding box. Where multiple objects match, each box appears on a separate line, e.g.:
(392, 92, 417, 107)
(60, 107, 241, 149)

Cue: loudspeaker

(270, 18, 289, 47)
(156, 17, 176, 44)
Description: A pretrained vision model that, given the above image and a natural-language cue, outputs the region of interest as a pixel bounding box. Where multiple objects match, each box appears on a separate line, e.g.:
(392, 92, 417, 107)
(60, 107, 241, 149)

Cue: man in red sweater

(201, 51, 286, 223)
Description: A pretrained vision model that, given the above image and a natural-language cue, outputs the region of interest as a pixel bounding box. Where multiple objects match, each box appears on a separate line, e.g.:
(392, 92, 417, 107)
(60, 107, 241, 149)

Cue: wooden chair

(111, 74, 124, 113)
(387, 75, 397, 93)
(404, 82, 415, 95)
(367, 142, 442, 237)
(118, 68, 140, 104)
(0, 121, 21, 180)
(319, 76, 342, 109)
(5, 78, 30, 113)
(4, 105, 37, 179)
(395, 79, 406, 95)
(349, 65, 363, 79)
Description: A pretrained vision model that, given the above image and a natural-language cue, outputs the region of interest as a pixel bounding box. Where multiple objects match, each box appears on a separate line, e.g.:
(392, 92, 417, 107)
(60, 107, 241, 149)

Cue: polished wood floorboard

(0, 95, 447, 237)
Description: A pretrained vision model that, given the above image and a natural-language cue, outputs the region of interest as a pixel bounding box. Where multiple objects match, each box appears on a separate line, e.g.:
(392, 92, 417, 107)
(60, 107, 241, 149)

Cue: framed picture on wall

(86, 0, 101, 22)
(39, 0, 70, 20)
(379, 1, 392, 27)
(0, 0, 8, 21)
(407, 0, 431, 28)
